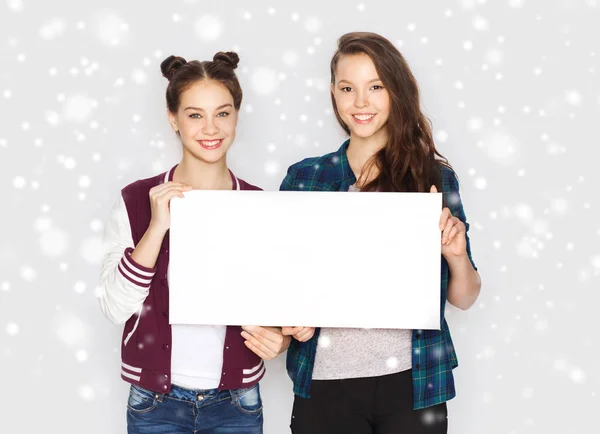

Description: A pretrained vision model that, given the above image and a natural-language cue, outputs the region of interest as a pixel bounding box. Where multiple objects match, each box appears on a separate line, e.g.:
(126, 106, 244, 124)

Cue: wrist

(444, 251, 470, 267)
(147, 221, 168, 237)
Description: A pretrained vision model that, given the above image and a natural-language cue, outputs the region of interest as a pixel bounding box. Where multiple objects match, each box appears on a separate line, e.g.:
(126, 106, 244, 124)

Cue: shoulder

(121, 171, 166, 202)
(287, 151, 340, 177)
(281, 151, 342, 191)
(436, 163, 466, 210)
(438, 164, 460, 193)
(237, 178, 263, 191)
(283, 149, 343, 189)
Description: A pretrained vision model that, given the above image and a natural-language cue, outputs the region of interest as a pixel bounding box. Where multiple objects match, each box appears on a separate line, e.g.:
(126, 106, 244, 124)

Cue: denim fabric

(127, 383, 263, 434)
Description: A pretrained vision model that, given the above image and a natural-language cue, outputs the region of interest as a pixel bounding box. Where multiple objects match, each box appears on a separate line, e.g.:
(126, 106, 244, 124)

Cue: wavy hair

(330, 32, 451, 192)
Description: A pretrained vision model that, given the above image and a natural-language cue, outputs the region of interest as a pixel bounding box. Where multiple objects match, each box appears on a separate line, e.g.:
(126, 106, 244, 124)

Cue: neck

(174, 155, 232, 190)
(346, 128, 388, 185)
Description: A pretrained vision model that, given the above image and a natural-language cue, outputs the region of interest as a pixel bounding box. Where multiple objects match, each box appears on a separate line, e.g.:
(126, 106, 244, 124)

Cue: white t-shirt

(168, 266, 226, 390)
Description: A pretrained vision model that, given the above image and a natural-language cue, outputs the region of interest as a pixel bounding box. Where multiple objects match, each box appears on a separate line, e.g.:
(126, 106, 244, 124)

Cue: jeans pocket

(127, 385, 158, 414)
(232, 384, 263, 415)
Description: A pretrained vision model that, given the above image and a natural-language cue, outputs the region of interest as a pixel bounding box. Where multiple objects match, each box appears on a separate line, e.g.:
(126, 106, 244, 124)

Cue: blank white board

(169, 191, 442, 330)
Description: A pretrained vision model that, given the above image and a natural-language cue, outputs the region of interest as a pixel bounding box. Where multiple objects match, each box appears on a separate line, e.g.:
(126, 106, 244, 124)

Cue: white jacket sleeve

(98, 195, 156, 324)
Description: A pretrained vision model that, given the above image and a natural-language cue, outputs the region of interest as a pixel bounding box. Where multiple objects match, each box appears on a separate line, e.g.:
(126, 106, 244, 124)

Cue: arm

(433, 173, 482, 310)
(99, 182, 191, 324)
(446, 251, 481, 310)
(98, 196, 157, 324)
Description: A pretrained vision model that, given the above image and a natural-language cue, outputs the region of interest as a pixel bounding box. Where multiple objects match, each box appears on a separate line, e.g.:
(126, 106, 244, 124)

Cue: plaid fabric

(280, 139, 477, 410)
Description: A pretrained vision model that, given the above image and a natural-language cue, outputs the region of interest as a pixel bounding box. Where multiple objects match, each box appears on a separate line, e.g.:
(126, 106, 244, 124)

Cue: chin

(188, 150, 226, 164)
(350, 128, 379, 139)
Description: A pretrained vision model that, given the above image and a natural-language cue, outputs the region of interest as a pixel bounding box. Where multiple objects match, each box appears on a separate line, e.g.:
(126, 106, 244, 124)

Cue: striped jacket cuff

(117, 247, 156, 288)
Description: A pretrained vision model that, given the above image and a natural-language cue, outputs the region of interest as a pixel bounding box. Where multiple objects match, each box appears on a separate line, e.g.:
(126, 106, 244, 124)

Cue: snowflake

(250, 67, 279, 95)
(194, 15, 223, 41)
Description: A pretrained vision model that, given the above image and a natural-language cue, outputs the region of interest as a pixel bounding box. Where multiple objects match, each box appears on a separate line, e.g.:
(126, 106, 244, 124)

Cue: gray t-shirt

(311, 183, 413, 380)
(311, 327, 413, 380)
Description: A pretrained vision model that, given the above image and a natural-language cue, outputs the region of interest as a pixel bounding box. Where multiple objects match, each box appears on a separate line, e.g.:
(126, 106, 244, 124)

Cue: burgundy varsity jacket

(114, 165, 265, 393)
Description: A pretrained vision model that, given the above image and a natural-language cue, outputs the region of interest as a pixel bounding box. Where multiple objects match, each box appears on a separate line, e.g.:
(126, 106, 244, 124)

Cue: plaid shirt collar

(321, 139, 357, 191)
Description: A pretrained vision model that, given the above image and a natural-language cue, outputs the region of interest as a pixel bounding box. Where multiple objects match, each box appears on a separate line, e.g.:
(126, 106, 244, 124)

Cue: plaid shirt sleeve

(411, 165, 478, 409)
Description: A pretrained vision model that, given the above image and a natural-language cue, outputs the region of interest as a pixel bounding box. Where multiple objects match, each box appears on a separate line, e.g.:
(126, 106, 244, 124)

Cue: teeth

(201, 140, 220, 146)
(353, 114, 374, 121)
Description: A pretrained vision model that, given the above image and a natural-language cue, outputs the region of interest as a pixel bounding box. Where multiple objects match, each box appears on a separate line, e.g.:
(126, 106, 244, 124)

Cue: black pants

(290, 370, 448, 434)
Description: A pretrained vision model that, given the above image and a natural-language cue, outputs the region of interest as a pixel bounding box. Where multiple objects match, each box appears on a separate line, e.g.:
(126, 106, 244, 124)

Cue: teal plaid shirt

(280, 139, 477, 410)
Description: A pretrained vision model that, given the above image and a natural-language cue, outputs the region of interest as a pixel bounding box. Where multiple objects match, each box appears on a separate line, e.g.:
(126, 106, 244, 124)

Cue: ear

(330, 83, 335, 96)
(167, 110, 179, 134)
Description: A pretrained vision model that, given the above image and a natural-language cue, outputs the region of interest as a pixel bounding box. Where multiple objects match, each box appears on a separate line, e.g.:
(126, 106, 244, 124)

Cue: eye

(371, 85, 384, 90)
(217, 112, 230, 118)
(340, 86, 353, 92)
(189, 113, 202, 119)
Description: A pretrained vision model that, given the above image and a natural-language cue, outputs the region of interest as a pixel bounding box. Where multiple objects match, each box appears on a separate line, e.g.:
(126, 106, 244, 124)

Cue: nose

(353, 90, 367, 109)
(202, 119, 219, 136)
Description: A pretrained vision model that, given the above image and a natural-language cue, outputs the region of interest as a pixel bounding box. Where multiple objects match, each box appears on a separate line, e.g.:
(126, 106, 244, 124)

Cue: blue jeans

(127, 383, 263, 434)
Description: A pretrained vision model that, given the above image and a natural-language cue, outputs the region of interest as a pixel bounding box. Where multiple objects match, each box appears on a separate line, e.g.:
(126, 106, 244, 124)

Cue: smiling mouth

(197, 139, 224, 150)
(352, 114, 376, 124)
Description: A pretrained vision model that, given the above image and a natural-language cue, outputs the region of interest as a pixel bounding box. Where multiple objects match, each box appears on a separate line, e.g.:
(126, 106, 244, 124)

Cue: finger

(281, 326, 298, 336)
(242, 326, 283, 344)
(454, 218, 466, 234)
(294, 327, 309, 336)
(430, 184, 438, 193)
(155, 187, 190, 204)
(445, 226, 459, 244)
(291, 327, 313, 342)
(152, 185, 189, 200)
(296, 330, 314, 342)
(241, 331, 276, 358)
(441, 217, 455, 245)
(243, 340, 272, 360)
(150, 182, 191, 196)
(439, 207, 451, 230)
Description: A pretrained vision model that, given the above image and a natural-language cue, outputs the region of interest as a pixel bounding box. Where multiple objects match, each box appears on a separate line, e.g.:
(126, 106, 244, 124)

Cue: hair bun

(213, 51, 240, 69)
(160, 55, 187, 81)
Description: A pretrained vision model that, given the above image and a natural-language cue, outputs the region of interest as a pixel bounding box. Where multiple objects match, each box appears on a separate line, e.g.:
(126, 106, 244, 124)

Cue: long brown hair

(330, 32, 450, 192)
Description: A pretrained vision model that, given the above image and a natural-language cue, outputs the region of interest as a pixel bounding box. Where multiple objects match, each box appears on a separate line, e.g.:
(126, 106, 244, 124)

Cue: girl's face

(331, 53, 391, 143)
(168, 79, 238, 165)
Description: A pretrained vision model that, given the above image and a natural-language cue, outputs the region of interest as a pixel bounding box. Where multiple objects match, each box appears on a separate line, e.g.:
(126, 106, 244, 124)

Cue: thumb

(281, 327, 295, 336)
(429, 184, 438, 193)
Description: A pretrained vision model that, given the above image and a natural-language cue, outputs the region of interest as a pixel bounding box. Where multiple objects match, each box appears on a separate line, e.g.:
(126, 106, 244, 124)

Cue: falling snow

(250, 67, 279, 95)
(194, 15, 223, 41)
(39, 18, 66, 40)
(1, 3, 597, 433)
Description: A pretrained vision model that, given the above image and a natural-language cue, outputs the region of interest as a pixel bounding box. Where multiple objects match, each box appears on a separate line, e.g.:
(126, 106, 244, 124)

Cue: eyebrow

(184, 103, 233, 111)
(337, 78, 382, 85)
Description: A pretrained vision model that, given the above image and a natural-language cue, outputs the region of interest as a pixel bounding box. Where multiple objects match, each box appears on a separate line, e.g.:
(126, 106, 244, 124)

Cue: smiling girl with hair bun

(99, 51, 290, 434)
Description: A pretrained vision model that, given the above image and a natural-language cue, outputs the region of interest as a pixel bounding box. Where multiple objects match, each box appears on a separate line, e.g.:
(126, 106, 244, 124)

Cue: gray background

(1, 0, 598, 433)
